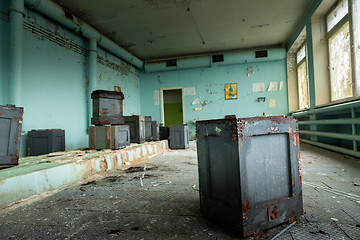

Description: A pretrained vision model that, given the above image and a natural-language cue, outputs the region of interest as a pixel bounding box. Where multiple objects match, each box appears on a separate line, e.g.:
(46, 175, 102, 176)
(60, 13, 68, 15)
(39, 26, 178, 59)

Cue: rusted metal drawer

(27, 129, 65, 156)
(89, 125, 130, 150)
(169, 124, 189, 149)
(91, 90, 124, 125)
(124, 115, 145, 143)
(151, 121, 160, 141)
(196, 117, 302, 237)
(145, 116, 152, 141)
(159, 126, 169, 140)
(0, 104, 23, 167)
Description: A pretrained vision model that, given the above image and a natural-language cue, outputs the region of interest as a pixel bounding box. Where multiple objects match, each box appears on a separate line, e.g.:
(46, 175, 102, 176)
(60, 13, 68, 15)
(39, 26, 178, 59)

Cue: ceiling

(53, 0, 314, 61)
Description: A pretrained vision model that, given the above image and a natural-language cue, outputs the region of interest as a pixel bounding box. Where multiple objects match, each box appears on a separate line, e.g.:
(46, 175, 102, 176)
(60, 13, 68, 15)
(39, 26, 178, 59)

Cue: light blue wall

(0, 1, 9, 105)
(0, 5, 141, 157)
(140, 59, 288, 139)
(96, 48, 141, 116)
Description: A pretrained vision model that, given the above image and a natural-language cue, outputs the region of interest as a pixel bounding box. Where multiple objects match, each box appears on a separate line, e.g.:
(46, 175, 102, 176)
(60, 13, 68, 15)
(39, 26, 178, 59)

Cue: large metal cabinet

(0, 105, 23, 167)
(159, 126, 169, 140)
(27, 129, 65, 156)
(196, 117, 303, 237)
(169, 124, 189, 149)
(145, 116, 152, 141)
(124, 115, 145, 143)
(89, 125, 130, 150)
(151, 121, 160, 141)
(91, 90, 124, 125)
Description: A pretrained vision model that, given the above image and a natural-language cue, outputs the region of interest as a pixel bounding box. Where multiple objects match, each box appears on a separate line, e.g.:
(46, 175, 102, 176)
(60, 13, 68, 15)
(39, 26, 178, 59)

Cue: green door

(163, 89, 183, 126)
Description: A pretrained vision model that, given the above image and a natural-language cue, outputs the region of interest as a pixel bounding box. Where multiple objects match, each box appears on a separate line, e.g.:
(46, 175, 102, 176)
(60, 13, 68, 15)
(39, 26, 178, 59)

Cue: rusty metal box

(0, 105, 23, 167)
(169, 124, 189, 149)
(145, 116, 152, 141)
(89, 125, 130, 150)
(27, 129, 65, 156)
(151, 121, 160, 141)
(124, 115, 145, 143)
(91, 90, 124, 125)
(159, 127, 169, 140)
(196, 117, 302, 237)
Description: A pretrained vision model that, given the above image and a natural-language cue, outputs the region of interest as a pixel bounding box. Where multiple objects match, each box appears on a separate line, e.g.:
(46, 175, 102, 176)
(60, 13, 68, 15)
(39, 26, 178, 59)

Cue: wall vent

(212, 54, 224, 63)
(166, 59, 177, 67)
(255, 50, 268, 58)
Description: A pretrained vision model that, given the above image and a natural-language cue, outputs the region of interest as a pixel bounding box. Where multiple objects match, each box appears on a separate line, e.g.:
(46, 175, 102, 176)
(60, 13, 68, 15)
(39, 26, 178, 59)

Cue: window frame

(296, 43, 310, 110)
(326, 0, 356, 101)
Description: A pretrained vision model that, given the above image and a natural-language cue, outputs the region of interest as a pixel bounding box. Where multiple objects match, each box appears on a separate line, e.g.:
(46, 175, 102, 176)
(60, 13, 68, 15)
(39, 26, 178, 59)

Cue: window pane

(296, 45, 306, 64)
(329, 21, 353, 101)
(297, 61, 309, 109)
(327, 0, 348, 32)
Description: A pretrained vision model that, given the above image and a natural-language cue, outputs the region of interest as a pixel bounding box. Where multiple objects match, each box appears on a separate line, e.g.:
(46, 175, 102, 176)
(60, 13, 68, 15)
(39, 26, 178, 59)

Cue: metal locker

(0, 105, 23, 167)
(196, 116, 302, 237)
(169, 124, 189, 149)
(151, 121, 160, 141)
(91, 90, 124, 126)
(89, 125, 130, 150)
(124, 115, 145, 143)
(145, 116, 152, 141)
(27, 129, 65, 156)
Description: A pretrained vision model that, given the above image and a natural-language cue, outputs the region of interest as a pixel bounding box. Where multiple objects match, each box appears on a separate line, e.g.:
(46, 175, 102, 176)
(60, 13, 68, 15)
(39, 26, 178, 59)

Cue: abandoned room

(0, 0, 360, 239)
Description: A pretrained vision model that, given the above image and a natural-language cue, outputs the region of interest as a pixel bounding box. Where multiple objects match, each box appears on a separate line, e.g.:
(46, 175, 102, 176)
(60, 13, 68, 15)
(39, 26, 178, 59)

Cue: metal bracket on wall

(257, 97, 266, 102)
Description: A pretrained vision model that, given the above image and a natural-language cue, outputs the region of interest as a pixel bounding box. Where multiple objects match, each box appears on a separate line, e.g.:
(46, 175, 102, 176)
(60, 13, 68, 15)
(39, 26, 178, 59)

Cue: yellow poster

(225, 83, 237, 100)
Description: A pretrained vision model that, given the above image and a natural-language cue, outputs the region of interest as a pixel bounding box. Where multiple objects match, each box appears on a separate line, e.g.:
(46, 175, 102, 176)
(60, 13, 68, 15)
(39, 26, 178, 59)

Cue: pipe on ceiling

(24, 0, 144, 70)
(9, 0, 25, 106)
(144, 48, 286, 73)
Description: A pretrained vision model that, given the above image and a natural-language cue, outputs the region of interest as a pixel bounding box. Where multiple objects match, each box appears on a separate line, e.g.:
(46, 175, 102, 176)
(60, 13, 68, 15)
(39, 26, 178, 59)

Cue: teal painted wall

(0, 6, 141, 157)
(0, 1, 9, 105)
(140, 59, 289, 139)
(96, 48, 141, 116)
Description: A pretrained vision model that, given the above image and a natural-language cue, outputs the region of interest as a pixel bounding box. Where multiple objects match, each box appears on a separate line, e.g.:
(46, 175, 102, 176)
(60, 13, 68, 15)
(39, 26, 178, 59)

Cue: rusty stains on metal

(106, 126, 111, 149)
(289, 216, 296, 224)
(242, 200, 250, 211)
(253, 229, 262, 239)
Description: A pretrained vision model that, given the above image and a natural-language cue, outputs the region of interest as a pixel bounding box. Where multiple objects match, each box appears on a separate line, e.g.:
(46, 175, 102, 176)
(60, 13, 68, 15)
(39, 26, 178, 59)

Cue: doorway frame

(160, 87, 185, 126)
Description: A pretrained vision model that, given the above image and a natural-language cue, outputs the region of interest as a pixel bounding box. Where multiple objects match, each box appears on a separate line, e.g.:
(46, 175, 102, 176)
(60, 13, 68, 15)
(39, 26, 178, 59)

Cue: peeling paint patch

(251, 24, 270, 28)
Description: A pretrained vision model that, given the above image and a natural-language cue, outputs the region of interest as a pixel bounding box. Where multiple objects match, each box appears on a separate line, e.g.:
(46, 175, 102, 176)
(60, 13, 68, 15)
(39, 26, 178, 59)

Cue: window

(296, 44, 309, 110)
(327, 0, 353, 101)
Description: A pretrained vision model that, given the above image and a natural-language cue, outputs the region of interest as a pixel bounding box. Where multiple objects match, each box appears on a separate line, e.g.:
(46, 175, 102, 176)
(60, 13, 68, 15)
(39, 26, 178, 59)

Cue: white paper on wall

(279, 81, 284, 91)
(252, 83, 265, 92)
(269, 99, 276, 108)
(184, 87, 196, 96)
(268, 82, 278, 91)
(154, 90, 159, 106)
(192, 98, 200, 105)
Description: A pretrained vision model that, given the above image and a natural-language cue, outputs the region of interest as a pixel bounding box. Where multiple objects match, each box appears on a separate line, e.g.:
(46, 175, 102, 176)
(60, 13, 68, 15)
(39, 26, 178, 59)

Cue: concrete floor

(0, 142, 359, 239)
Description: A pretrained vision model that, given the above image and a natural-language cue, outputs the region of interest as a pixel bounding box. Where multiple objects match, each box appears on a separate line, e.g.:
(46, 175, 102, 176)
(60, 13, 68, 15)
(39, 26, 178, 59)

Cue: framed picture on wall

(225, 83, 237, 100)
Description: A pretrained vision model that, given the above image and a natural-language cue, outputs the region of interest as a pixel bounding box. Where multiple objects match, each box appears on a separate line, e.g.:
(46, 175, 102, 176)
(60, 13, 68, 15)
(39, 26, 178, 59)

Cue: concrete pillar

(9, 0, 25, 106)
(88, 38, 97, 127)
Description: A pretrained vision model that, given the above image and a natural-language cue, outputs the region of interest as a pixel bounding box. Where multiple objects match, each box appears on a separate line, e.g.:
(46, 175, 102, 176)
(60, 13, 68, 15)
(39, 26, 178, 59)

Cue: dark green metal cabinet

(89, 125, 130, 150)
(169, 124, 189, 149)
(27, 129, 65, 156)
(0, 105, 23, 167)
(145, 116, 152, 141)
(124, 115, 145, 143)
(151, 121, 160, 141)
(196, 117, 302, 237)
(91, 90, 124, 125)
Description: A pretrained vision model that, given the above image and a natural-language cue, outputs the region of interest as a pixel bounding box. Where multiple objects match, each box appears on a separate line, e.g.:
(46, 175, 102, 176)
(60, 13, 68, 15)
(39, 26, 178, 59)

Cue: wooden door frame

(160, 87, 185, 126)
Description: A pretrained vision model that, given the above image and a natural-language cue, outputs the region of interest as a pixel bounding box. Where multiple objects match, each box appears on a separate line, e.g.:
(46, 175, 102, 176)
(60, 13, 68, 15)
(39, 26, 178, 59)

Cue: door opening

(161, 88, 184, 126)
